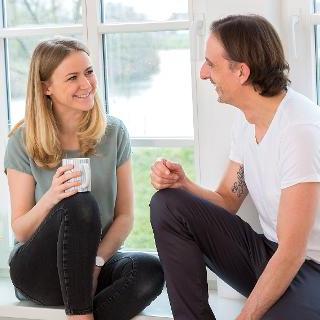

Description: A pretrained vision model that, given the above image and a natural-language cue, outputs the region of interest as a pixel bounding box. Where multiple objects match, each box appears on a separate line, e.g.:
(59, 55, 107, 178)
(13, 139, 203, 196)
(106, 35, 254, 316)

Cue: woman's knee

(59, 192, 101, 227)
(130, 253, 164, 302)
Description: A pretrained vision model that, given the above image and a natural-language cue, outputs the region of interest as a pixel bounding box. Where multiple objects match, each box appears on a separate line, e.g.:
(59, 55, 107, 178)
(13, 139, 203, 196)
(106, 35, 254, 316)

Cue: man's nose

(200, 63, 210, 80)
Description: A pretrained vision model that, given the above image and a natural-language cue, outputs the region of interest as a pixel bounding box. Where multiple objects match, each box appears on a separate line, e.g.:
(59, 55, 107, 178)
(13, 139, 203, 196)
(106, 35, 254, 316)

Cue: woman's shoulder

(105, 115, 126, 131)
(97, 115, 129, 150)
(7, 124, 26, 146)
(104, 115, 128, 138)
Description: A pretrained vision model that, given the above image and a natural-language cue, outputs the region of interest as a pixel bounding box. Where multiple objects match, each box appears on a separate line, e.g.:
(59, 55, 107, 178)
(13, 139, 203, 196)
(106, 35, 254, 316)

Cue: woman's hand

(150, 158, 187, 190)
(92, 266, 101, 297)
(43, 164, 81, 209)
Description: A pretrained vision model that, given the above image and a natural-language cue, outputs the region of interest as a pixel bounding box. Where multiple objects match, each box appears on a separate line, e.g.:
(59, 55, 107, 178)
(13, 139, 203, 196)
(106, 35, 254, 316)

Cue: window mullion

(82, 0, 104, 92)
(0, 25, 83, 38)
(98, 20, 190, 34)
(131, 138, 194, 148)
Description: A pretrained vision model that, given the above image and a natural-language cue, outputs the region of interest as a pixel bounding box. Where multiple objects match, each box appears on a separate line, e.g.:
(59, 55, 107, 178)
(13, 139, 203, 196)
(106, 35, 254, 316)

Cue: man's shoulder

(280, 88, 320, 127)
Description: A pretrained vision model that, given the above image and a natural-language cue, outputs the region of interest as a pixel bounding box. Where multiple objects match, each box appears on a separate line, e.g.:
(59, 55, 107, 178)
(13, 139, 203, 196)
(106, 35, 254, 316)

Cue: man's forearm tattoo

(231, 165, 247, 198)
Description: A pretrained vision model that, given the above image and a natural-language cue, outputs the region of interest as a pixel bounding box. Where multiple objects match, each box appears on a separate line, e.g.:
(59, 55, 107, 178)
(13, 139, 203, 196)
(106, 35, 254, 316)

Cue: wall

(195, 0, 282, 232)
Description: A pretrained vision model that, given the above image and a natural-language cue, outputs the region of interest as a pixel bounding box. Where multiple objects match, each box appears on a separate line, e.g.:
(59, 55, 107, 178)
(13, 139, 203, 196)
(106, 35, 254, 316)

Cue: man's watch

(95, 256, 105, 267)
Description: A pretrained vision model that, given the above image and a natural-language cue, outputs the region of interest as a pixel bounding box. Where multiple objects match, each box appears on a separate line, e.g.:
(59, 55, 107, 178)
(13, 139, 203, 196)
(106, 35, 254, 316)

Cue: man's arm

(237, 182, 319, 320)
(151, 159, 248, 214)
(182, 160, 248, 214)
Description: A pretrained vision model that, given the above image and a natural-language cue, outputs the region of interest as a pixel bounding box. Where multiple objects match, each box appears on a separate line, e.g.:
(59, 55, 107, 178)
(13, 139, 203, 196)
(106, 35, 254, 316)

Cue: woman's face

(44, 50, 97, 114)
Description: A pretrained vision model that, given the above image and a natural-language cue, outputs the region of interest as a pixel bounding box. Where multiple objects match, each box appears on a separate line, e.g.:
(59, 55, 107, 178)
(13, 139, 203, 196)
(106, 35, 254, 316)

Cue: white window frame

(280, 0, 318, 101)
(0, 0, 203, 273)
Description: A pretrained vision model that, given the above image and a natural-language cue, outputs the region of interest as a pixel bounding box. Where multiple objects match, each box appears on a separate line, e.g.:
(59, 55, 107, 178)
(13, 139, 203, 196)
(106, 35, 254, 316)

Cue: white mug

(62, 158, 91, 192)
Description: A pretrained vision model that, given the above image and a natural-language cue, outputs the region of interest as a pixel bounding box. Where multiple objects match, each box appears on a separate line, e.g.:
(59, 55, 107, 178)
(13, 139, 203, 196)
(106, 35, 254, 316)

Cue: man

(149, 14, 320, 320)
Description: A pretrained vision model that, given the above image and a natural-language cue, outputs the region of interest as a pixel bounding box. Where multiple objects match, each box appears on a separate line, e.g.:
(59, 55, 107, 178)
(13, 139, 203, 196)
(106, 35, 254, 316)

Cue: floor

(0, 278, 245, 319)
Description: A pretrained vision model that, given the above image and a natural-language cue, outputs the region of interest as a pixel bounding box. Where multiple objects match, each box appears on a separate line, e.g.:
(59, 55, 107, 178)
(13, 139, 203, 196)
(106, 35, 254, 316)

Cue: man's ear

(238, 63, 250, 85)
(42, 81, 51, 96)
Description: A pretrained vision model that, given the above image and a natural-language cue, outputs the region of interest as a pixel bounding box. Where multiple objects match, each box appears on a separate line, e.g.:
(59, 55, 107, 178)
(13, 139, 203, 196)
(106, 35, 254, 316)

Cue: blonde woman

(4, 38, 164, 320)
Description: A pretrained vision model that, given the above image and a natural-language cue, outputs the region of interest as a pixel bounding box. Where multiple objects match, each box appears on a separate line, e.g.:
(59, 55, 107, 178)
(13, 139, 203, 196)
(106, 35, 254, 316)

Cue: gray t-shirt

(4, 115, 131, 261)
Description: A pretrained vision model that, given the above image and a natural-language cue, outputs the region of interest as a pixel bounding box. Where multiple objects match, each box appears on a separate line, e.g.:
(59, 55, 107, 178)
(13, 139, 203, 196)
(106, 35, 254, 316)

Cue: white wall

(195, 0, 282, 231)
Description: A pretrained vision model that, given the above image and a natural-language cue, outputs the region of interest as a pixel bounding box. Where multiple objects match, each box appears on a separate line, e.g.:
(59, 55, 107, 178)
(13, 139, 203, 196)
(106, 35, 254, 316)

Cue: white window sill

(0, 278, 245, 320)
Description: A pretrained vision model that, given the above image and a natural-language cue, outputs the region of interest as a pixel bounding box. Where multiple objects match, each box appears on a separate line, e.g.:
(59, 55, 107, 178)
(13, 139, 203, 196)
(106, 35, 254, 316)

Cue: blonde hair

(10, 37, 106, 169)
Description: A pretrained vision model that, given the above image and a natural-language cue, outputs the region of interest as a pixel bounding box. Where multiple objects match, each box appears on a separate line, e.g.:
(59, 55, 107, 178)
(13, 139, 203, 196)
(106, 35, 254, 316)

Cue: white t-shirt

(229, 88, 320, 263)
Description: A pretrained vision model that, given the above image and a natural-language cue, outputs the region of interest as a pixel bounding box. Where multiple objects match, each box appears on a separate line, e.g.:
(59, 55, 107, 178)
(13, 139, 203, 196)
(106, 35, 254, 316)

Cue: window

(99, 0, 195, 250)
(0, 0, 197, 268)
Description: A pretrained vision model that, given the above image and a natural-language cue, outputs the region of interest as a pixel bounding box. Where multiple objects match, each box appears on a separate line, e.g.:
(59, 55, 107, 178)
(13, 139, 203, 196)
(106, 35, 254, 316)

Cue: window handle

(190, 14, 205, 62)
(291, 13, 301, 59)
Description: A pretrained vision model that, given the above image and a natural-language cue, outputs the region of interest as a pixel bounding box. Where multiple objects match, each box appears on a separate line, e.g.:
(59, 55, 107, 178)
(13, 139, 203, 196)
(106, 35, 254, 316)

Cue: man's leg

(150, 189, 271, 320)
(263, 259, 320, 320)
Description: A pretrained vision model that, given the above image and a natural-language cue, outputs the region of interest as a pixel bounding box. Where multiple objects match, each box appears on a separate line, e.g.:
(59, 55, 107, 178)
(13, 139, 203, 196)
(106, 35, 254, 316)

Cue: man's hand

(235, 308, 257, 320)
(150, 158, 187, 190)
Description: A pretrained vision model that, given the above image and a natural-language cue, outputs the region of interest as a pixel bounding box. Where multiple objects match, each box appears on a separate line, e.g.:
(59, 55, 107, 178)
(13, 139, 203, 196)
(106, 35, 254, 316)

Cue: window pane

(105, 31, 193, 138)
(7, 37, 40, 126)
(7, 35, 82, 127)
(5, 0, 82, 27)
(124, 146, 195, 250)
(0, 216, 4, 240)
(315, 0, 320, 13)
(103, 0, 188, 23)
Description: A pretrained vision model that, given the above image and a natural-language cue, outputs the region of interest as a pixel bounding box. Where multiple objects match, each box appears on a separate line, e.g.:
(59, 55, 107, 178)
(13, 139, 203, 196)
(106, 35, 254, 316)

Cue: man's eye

(68, 76, 77, 81)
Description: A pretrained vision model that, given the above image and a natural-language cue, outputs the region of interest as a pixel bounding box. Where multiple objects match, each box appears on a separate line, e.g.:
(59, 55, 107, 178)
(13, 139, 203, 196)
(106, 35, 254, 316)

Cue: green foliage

(6, 0, 82, 26)
(125, 147, 195, 250)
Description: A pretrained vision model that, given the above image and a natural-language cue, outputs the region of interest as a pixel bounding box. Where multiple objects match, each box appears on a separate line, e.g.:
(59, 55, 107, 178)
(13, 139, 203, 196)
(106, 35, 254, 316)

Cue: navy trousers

(150, 188, 320, 320)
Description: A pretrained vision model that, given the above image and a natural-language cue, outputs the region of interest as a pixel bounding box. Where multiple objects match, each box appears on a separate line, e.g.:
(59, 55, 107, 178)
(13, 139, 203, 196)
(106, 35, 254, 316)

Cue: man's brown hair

(211, 14, 290, 97)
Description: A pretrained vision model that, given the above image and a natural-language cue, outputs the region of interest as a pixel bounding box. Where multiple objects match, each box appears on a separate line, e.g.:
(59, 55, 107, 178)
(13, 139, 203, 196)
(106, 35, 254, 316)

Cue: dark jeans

(10, 192, 164, 319)
(150, 188, 320, 320)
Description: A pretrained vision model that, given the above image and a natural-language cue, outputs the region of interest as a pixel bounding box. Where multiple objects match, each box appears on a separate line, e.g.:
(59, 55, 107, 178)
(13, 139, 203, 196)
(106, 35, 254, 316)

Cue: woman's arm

(7, 166, 81, 242)
(96, 159, 134, 262)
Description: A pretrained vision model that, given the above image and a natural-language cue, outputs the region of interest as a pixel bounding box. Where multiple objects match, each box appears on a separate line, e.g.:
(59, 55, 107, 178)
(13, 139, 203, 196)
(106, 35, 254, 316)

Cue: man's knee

(150, 188, 190, 231)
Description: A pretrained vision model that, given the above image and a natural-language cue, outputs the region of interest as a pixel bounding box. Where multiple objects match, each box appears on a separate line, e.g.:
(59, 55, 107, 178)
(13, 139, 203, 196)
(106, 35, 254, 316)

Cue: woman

(4, 37, 164, 320)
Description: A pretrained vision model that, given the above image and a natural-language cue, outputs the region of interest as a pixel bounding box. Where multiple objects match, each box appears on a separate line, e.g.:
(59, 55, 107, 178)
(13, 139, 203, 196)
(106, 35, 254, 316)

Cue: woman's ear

(239, 63, 250, 85)
(41, 81, 51, 96)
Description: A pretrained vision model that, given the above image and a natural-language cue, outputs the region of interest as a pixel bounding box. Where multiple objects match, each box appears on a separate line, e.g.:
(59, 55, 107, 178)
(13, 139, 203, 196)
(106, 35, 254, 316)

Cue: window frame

(281, 0, 318, 102)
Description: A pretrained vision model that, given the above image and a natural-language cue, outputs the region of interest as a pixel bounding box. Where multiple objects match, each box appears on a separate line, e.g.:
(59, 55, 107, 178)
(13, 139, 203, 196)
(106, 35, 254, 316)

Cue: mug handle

(80, 163, 90, 189)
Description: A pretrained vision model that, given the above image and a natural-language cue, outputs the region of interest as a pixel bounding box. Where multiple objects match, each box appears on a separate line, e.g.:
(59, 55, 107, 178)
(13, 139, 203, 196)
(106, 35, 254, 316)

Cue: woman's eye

(68, 76, 77, 81)
(86, 69, 94, 75)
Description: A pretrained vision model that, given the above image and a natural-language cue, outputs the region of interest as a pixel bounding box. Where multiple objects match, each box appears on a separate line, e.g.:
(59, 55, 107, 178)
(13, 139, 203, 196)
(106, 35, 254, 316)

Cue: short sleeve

(116, 120, 131, 167)
(229, 111, 246, 164)
(279, 124, 320, 189)
(3, 128, 32, 175)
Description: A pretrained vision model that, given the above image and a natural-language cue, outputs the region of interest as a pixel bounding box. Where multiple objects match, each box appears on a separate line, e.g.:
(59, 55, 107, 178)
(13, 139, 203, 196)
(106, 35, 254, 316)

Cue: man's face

(200, 34, 241, 105)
